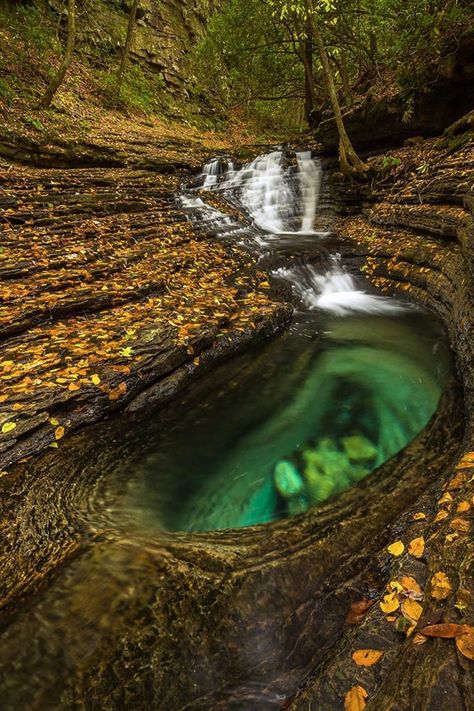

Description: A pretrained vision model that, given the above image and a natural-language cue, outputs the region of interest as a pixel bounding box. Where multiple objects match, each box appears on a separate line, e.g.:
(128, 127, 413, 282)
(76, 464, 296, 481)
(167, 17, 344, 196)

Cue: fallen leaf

(412, 633, 428, 645)
(419, 623, 470, 638)
(49, 417, 59, 426)
(401, 598, 423, 626)
(387, 540, 404, 556)
(400, 576, 421, 593)
(91, 374, 101, 385)
(55, 426, 65, 440)
(352, 649, 384, 667)
(449, 518, 471, 533)
(408, 536, 425, 559)
(430, 572, 452, 600)
(49, 442, 58, 449)
(456, 500, 471, 513)
(455, 628, 474, 661)
(413, 512, 426, 520)
(1, 421, 16, 434)
(346, 598, 374, 625)
(455, 452, 474, 469)
(380, 592, 400, 614)
(68, 383, 80, 392)
(434, 510, 448, 523)
(344, 685, 368, 711)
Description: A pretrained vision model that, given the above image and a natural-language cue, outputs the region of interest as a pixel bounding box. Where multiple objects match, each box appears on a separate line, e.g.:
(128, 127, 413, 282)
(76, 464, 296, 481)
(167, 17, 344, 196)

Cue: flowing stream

(122, 150, 449, 532)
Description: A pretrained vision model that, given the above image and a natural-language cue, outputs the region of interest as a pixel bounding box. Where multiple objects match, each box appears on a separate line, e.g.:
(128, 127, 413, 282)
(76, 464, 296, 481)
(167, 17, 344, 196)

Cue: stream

(0, 150, 453, 708)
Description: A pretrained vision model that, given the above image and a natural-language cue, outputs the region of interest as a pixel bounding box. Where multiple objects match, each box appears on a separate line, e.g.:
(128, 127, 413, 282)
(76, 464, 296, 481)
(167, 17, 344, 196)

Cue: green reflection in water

(130, 312, 448, 532)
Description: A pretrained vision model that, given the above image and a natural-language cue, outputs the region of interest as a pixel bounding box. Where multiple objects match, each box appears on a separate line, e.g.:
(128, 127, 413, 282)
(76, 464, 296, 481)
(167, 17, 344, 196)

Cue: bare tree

(116, 0, 140, 99)
(39, 0, 76, 109)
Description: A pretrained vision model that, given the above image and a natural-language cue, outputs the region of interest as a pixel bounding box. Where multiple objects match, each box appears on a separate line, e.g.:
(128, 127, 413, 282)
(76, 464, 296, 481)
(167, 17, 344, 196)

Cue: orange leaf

(68, 383, 80, 392)
(449, 518, 471, 533)
(344, 685, 368, 711)
(55, 426, 65, 440)
(456, 500, 471, 513)
(420, 623, 471, 639)
(401, 598, 423, 626)
(408, 536, 425, 559)
(352, 649, 384, 667)
(400, 576, 422, 594)
(434, 510, 448, 523)
(455, 628, 474, 660)
(430, 571, 452, 600)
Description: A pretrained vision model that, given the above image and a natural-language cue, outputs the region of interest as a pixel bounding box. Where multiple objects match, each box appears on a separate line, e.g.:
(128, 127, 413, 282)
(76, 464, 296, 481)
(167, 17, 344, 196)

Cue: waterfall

(274, 257, 407, 315)
(199, 150, 322, 234)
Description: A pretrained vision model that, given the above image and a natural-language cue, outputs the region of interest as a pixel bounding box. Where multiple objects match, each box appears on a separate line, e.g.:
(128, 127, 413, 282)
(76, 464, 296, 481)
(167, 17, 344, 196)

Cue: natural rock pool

(125, 309, 448, 533)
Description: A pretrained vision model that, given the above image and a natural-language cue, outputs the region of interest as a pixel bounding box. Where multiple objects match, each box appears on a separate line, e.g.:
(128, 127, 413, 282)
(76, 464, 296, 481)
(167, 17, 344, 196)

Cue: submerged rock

(342, 434, 378, 462)
(274, 460, 305, 498)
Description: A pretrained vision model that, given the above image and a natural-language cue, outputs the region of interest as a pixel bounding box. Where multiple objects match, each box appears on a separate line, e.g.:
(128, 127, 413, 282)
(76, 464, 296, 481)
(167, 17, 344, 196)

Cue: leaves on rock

(430, 571, 452, 600)
(387, 540, 404, 556)
(344, 685, 368, 711)
(352, 649, 384, 667)
(419, 623, 471, 639)
(346, 598, 374, 625)
(408, 536, 425, 558)
(1, 422, 16, 434)
(54, 426, 65, 440)
(380, 592, 400, 614)
(455, 628, 474, 661)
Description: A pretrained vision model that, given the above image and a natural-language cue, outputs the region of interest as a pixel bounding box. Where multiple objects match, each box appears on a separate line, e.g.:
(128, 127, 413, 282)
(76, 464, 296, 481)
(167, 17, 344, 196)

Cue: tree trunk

(38, 0, 76, 109)
(116, 0, 139, 99)
(312, 22, 368, 177)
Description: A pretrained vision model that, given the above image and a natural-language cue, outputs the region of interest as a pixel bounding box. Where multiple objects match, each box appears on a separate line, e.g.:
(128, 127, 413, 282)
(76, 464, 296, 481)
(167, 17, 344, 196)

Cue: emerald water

(126, 309, 448, 533)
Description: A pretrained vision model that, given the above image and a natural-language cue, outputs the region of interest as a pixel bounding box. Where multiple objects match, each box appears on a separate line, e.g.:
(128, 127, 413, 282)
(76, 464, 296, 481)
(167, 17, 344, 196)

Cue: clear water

(125, 310, 448, 533)
(123, 150, 449, 532)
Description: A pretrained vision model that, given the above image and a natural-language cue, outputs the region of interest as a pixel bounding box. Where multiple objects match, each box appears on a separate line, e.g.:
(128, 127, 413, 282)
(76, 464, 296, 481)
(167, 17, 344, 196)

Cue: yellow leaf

(401, 598, 423, 626)
(457, 500, 471, 513)
(1, 421, 16, 434)
(388, 580, 404, 593)
(387, 540, 404, 556)
(55, 426, 65, 440)
(408, 536, 425, 559)
(431, 571, 452, 600)
(380, 592, 400, 614)
(49, 417, 59, 426)
(49, 442, 59, 449)
(434, 510, 448, 523)
(352, 649, 384, 667)
(413, 512, 426, 520)
(344, 685, 368, 711)
(438, 492, 453, 506)
(91, 374, 101, 385)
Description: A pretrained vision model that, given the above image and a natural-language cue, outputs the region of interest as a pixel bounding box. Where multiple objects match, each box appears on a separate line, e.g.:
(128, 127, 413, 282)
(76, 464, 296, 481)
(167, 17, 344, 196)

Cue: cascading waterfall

(199, 150, 322, 234)
(274, 257, 407, 315)
(193, 150, 409, 315)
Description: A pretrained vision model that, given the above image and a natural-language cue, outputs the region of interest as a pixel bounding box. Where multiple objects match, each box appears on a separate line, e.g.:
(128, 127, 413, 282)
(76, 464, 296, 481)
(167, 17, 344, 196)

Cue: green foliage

(95, 63, 165, 114)
(381, 155, 401, 171)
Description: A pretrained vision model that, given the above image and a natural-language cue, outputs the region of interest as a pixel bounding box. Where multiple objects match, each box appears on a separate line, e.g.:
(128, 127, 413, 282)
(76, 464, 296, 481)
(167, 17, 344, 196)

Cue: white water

(200, 150, 321, 234)
(193, 151, 408, 316)
(274, 258, 407, 315)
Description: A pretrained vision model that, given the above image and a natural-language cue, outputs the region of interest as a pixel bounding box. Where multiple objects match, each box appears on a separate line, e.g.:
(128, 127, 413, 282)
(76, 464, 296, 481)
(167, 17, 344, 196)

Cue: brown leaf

(455, 628, 474, 660)
(344, 685, 368, 711)
(346, 598, 374, 625)
(352, 649, 384, 667)
(419, 623, 470, 639)
(408, 536, 425, 559)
